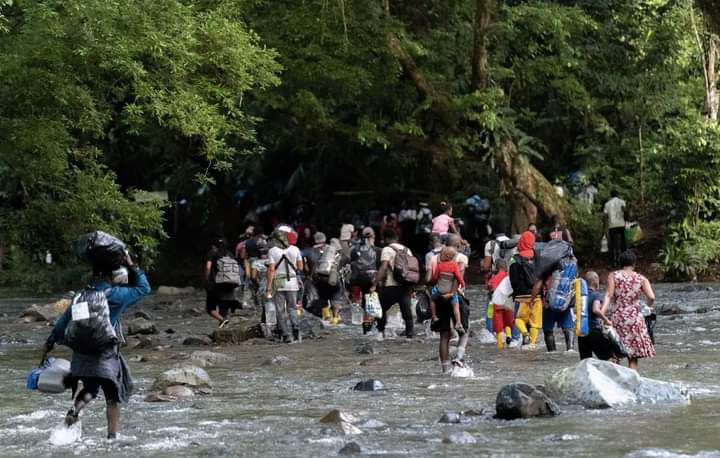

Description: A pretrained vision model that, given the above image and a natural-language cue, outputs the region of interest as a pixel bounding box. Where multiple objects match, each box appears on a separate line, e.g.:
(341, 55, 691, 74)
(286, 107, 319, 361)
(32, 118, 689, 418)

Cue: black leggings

(376, 286, 414, 337)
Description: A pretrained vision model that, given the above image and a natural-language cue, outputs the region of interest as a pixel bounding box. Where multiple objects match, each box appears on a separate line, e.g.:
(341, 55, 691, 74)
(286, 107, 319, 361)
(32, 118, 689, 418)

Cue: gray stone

(339, 442, 362, 455)
(152, 365, 212, 391)
(134, 311, 153, 320)
(190, 351, 233, 367)
(544, 359, 690, 408)
(297, 314, 322, 338)
(128, 355, 147, 363)
(144, 393, 174, 402)
(156, 286, 196, 296)
(125, 335, 160, 350)
(163, 385, 195, 398)
(319, 410, 362, 435)
(182, 335, 212, 346)
(263, 355, 291, 366)
(438, 412, 462, 424)
(354, 343, 379, 355)
(657, 302, 709, 315)
(353, 379, 384, 391)
(495, 383, 560, 420)
(128, 317, 158, 335)
(443, 431, 477, 445)
(20, 299, 71, 322)
(212, 319, 264, 344)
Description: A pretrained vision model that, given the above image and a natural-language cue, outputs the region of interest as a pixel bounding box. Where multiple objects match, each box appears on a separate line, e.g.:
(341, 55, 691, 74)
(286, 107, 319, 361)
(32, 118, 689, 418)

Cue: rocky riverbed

(1, 283, 720, 457)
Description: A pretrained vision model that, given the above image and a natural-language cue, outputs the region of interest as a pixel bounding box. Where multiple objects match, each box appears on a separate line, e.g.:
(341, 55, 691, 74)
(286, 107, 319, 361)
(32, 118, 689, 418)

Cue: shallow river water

(1, 283, 720, 457)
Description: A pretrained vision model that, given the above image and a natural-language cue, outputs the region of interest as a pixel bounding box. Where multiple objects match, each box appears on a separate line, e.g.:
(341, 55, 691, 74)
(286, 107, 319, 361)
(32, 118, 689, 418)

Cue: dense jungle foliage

(2, 0, 720, 287)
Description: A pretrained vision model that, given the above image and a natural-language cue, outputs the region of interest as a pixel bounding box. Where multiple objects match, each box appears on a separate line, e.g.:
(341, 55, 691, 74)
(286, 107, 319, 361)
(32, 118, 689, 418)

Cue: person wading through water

(41, 252, 150, 439)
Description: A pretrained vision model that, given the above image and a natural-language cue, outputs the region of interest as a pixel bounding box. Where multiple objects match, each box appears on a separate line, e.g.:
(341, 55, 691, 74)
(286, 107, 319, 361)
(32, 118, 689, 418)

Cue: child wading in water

(430, 246, 466, 335)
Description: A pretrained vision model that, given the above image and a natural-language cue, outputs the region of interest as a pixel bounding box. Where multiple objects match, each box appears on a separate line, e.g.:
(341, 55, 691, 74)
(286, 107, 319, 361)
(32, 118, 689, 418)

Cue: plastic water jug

(351, 303, 363, 325)
(265, 300, 277, 326)
(38, 358, 71, 394)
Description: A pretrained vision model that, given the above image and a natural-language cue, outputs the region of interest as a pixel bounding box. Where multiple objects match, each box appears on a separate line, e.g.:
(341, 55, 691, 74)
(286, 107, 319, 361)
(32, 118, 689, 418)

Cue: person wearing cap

(267, 228, 304, 342)
(41, 252, 150, 440)
(305, 231, 345, 324)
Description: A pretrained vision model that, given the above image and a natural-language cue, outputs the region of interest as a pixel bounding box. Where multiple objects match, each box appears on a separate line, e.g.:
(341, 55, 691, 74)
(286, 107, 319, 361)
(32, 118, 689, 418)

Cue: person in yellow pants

(514, 295, 542, 350)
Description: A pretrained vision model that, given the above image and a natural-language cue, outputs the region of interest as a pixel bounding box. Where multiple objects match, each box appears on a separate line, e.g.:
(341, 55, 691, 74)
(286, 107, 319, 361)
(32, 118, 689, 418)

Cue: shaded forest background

(3, 0, 720, 289)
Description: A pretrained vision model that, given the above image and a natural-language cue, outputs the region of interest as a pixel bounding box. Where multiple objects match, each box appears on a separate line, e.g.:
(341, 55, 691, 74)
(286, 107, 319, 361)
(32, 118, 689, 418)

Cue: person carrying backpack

(374, 229, 419, 339)
(350, 227, 381, 334)
(510, 226, 542, 350)
(40, 251, 150, 440)
(305, 232, 345, 325)
(267, 228, 304, 343)
(205, 238, 243, 328)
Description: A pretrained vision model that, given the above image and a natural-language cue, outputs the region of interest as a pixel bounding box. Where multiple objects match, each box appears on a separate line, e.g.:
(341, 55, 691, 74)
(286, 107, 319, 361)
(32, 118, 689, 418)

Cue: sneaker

(64, 408, 79, 426)
(508, 338, 522, 348)
(218, 319, 230, 329)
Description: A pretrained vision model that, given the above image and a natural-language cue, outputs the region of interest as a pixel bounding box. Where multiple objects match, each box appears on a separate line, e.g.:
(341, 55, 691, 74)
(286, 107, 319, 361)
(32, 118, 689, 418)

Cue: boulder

(21, 299, 71, 322)
(152, 365, 211, 391)
(438, 412, 462, 424)
(656, 302, 710, 315)
(339, 442, 362, 455)
(262, 355, 291, 366)
(128, 317, 158, 335)
(544, 359, 690, 408)
(319, 410, 362, 435)
(212, 319, 264, 344)
(125, 335, 160, 350)
(495, 383, 560, 420)
(190, 351, 233, 367)
(443, 431, 477, 445)
(297, 314, 322, 338)
(354, 343, 379, 355)
(134, 311, 154, 320)
(354, 379, 384, 392)
(156, 286, 196, 296)
(182, 335, 212, 346)
(163, 385, 195, 398)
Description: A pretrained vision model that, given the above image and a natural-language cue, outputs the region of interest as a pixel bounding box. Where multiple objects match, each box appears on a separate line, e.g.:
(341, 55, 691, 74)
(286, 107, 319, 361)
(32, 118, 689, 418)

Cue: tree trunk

(707, 34, 719, 120)
(471, 0, 495, 90)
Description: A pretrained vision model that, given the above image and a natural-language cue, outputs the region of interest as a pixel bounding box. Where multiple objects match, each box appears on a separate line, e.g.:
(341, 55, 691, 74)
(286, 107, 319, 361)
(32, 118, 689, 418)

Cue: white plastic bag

(364, 292, 382, 319)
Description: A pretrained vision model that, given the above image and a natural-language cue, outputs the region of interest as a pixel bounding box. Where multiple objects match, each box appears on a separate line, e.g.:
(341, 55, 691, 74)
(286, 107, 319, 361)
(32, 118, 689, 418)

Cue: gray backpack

(214, 256, 242, 286)
(63, 288, 118, 354)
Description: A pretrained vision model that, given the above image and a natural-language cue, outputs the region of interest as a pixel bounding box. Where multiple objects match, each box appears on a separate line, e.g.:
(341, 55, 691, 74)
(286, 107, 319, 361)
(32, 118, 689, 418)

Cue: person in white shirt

(267, 229, 304, 343)
(603, 190, 627, 267)
(374, 229, 415, 339)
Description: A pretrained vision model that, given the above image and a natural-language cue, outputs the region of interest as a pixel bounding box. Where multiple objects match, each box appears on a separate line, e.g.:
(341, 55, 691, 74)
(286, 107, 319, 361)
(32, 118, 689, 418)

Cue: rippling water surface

(1, 284, 720, 457)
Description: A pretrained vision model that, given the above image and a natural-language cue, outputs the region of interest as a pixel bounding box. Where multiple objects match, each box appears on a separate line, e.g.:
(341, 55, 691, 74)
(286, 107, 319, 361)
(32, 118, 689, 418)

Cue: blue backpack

(545, 258, 577, 312)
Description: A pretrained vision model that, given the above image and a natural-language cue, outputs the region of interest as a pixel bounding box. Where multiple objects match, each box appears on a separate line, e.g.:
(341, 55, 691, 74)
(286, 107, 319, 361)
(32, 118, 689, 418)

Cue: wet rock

(182, 335, 212, 346)
(438, 412, 462, 424)
(495, 383, 560, 420)
(212, 319, 264, 344)
(165, 328, 176, 334)
(152, 365, 212, 391)
(190, 351, 233, 367)
(354, 379, 384, 391)
(339, 442, 362, 455)
(460, 409, 484, 417)
(656, 302, 709, 315)
(354, 343, 379, 355)
(20, 299, 71, 322)
(163, 385, 195, 398)
(128, 317, 158, 335)
(544, 359, 690, 408)
(134, 311, 153, 320)
(125, 335, 160, 350)
(319, 410, 362, 435)
(263, 355, 291, 366)
(128, 355, 146, 363)
(297, 314, 322, 338)
(144, 393, 174, 402)
(443, 431, 477, 445)
(156, 286, 196, 296)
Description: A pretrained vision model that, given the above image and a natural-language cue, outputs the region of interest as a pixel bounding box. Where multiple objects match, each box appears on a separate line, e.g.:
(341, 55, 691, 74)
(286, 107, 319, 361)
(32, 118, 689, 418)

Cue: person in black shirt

(578, 271, 614, 360)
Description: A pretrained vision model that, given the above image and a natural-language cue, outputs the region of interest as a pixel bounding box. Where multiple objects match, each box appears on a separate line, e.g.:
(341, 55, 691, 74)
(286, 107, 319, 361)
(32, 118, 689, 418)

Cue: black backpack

(63, 288, 118, 354)
(351, 242, 378, 288)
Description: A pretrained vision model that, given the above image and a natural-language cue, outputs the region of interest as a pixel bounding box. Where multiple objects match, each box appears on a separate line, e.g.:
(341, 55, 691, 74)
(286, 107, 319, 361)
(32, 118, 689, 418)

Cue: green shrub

(568, 200, 604, 264)
(660, 220, 720, 280)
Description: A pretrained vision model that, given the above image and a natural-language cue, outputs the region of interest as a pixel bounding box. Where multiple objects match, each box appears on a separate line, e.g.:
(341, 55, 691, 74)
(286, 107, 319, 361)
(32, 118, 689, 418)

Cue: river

(1, 284, 719, 457)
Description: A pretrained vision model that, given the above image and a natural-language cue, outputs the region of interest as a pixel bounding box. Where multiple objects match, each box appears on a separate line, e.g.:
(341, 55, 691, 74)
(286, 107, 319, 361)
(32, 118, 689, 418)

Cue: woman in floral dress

(602, 250, 656, 370)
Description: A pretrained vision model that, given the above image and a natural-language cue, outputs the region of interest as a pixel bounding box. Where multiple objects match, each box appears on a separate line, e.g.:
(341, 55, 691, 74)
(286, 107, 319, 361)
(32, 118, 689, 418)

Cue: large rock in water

(152, 366, 212, 391)
(190, 351, 233, 367)
(127, 317, 158, 335)
(21, 299, 71, 322)
(495, 383, 560, 420)
(212, 317, 264, 344)
(319, 410, 362, 435)
(545, 359, 690, 408)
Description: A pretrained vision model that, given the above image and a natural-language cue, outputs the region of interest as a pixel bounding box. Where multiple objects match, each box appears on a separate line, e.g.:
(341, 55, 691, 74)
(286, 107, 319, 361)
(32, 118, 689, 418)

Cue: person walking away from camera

(603, 190, 627, 267)
(350, 227, 381, 334)
(511, 227, 542, 349)
(548, 215, 573, 244)
(234, 226, 255, 308)
(205, 238, 242, 328)
(249, 239, 270, 308)
(578, 271, 614, 360)
(602, 250, 655, 370)
(41, 254, 150, 439)
(267, 230, 304, 343)
(398, 201, 417, 247)
(242, 229, 266, 305)
(432, 201, 458, 237)
(531, 255, 578, 353)
(429, 246, 465, 335)
(424, 233, 444, 283)
(375, 229, 415, 339)
(306, 232, 345, 324)
(415, 201, 433, 255)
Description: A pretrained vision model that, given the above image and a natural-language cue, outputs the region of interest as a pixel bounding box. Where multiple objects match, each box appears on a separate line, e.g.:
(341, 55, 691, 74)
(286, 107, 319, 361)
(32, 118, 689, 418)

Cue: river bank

(1, 284, 720, 457)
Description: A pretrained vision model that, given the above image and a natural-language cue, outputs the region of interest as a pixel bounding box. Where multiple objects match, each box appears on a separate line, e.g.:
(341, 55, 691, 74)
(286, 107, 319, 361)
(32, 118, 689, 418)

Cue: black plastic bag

(534, 240, 573, 280)
(74, 231, 126, 270)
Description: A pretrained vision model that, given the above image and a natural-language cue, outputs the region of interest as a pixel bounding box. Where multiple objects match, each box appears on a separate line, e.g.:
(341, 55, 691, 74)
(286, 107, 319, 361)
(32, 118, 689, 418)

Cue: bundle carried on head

(74, 231, 127, 274)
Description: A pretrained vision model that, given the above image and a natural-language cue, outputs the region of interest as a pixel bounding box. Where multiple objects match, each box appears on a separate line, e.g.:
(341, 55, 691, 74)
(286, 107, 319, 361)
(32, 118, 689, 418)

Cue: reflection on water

(1, 284, 720, 457)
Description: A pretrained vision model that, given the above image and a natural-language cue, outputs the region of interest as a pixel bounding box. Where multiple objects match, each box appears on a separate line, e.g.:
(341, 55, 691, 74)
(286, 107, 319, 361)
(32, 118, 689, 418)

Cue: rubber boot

(321, 306, 332, 321)
(563, 329, 575, 351)
(544, 331, 557, 352)
(529, 327, 540, 346)
(496, 332, 504, 350)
